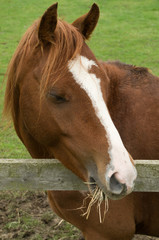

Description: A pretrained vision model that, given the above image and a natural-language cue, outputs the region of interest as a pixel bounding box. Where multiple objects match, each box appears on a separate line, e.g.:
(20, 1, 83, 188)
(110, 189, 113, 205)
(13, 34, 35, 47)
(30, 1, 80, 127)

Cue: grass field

(1, 0, 159, 157)
(0, 0, 159, 239)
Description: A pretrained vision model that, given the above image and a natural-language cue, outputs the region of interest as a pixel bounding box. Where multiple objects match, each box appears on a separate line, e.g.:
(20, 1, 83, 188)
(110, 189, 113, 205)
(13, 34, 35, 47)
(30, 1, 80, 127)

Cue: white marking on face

(68, 55, 137, 189)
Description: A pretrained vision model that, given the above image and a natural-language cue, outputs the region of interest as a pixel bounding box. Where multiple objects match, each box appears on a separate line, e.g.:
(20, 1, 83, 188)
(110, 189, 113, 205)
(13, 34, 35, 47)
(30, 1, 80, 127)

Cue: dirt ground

(0, 191, 158, 240)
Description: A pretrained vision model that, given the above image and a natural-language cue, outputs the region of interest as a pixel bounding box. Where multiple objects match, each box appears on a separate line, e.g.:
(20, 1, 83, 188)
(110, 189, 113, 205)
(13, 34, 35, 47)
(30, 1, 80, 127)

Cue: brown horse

(3, 3, 159, 240)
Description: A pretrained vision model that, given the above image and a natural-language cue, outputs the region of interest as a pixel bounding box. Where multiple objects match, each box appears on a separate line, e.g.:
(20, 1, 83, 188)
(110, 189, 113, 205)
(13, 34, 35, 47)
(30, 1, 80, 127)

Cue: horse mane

(3, 18, 83, 119)
(106, 60, 150, 75)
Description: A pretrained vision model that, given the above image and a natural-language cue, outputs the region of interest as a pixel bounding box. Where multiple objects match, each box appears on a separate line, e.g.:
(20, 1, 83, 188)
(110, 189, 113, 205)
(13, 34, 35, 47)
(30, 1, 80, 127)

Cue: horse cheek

(19, 87, 59, 147)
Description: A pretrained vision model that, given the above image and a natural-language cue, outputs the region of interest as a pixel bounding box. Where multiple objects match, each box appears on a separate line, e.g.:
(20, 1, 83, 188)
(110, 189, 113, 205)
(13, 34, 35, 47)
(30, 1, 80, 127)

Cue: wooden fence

(0, 159, 159, 191)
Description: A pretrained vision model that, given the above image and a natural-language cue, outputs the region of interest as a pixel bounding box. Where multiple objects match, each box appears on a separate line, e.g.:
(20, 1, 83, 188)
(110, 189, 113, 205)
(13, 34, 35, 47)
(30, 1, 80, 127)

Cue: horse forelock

(40, 20, 83, 95)
(3, 18, 84, 119)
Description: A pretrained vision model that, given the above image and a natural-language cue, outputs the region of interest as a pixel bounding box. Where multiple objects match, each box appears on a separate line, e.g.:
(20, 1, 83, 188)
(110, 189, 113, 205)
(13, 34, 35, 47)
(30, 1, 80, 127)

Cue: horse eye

(48, 92, 67, 104)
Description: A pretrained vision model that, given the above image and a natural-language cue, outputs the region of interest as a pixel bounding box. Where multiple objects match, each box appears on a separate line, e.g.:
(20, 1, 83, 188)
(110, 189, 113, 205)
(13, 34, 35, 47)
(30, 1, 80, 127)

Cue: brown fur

(3, 3, 159, 240)
(104, 61, 159, 159)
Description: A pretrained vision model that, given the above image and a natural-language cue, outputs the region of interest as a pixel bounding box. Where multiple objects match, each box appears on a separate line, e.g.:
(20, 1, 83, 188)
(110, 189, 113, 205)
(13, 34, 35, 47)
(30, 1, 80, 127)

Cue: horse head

(4, 3, 137, 200)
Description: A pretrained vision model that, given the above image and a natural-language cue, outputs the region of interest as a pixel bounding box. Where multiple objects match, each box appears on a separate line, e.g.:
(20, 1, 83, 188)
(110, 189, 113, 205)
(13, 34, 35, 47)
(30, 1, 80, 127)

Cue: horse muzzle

(88, 164, 137, 200)
(105, 171, 135, 199)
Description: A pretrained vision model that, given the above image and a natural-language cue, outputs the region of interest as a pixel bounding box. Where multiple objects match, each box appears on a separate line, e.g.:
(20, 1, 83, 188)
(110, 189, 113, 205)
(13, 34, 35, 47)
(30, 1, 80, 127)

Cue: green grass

(0, 191, 81, 239)
(0, 0, 159, 158)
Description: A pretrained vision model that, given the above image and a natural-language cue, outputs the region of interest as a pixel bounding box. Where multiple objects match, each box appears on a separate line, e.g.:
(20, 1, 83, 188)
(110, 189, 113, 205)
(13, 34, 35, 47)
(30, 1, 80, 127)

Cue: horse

(3, 3, 159, 240)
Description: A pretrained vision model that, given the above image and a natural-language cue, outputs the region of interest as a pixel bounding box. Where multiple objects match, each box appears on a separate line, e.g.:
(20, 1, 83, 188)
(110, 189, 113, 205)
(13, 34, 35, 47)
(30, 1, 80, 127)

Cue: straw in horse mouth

(79, 178, 109, 223)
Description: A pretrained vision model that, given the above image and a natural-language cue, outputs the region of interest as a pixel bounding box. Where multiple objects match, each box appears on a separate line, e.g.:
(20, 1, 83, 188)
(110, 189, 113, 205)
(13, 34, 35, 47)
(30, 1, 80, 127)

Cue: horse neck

(99, 61, 126, 114)
(100, 60, 159, 159)
(100, 60, 140, 156)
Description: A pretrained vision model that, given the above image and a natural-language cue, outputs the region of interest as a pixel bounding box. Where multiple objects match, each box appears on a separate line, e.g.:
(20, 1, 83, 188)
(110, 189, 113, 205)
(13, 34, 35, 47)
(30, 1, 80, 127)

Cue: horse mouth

(88, 176, 105, 199)
(88, 175, 129, 200)
(89, 176, 98, 191)
(83, 176, 108, 223)
(81, 175, 129, 223)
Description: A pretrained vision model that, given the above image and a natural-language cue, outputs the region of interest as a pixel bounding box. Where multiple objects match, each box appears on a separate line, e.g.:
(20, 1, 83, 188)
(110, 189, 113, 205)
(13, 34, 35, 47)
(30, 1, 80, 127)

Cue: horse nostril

(109, 173, 126, 195)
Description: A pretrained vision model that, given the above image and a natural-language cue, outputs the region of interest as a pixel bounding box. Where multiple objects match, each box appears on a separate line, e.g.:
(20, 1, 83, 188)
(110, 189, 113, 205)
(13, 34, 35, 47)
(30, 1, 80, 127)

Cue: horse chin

(105, 190, 130, 200)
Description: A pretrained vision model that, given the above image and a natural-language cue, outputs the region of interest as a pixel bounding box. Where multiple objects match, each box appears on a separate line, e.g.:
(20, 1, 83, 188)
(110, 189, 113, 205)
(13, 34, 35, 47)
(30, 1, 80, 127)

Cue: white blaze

(68, 55, 137, 188)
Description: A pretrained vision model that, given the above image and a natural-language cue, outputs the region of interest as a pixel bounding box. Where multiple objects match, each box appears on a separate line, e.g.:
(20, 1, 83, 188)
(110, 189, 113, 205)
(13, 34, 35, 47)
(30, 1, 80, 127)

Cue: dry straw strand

(80, 183, 109, 223)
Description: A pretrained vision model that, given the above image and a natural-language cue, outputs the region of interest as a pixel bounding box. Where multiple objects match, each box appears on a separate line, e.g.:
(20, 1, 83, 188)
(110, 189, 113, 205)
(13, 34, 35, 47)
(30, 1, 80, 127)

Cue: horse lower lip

(89, 177, 105, 199)
(106, 191, 127, 200)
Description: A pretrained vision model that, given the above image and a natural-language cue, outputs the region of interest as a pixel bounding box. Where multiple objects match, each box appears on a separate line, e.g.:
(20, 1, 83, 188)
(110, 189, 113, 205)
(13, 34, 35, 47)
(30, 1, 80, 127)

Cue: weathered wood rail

(0, 159, 159, 191)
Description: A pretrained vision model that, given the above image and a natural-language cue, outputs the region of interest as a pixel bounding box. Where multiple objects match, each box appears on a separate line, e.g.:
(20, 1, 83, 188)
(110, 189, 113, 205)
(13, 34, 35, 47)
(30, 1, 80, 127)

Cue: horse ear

(38, 3, 58, 43)
(72, 3, 99, 39)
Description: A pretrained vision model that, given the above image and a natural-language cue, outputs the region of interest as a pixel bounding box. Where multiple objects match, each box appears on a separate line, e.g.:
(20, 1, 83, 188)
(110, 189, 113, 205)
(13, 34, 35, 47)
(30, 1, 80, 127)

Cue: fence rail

(0, 159, 159, 191)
